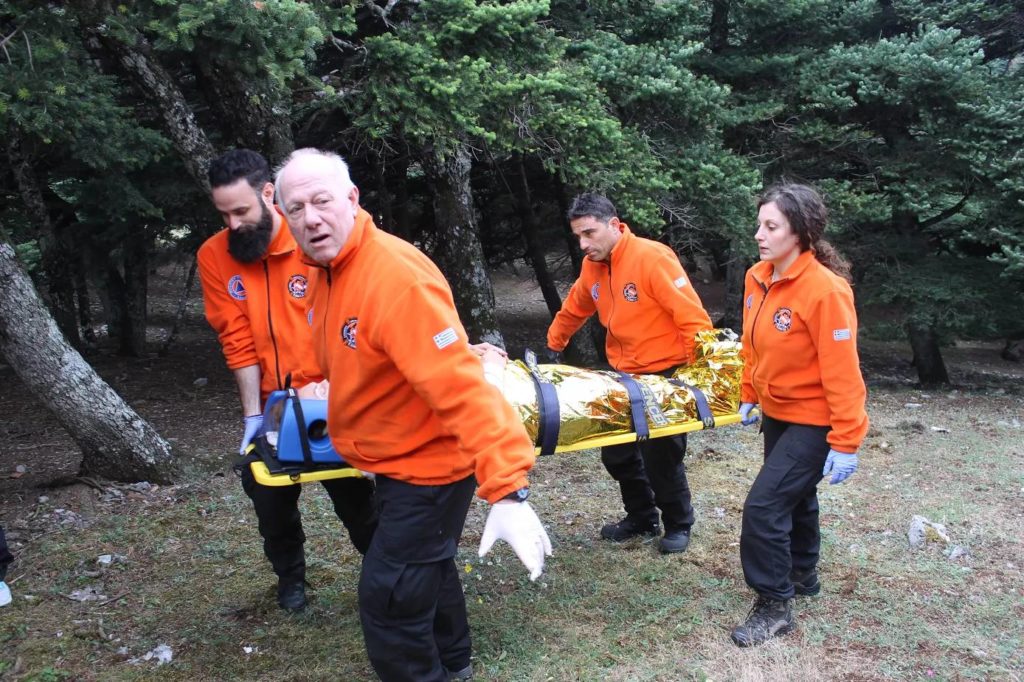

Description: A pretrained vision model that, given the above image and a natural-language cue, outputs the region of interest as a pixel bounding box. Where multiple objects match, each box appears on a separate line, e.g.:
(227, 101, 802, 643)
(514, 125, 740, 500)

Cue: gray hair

(274, 147, 355, 206)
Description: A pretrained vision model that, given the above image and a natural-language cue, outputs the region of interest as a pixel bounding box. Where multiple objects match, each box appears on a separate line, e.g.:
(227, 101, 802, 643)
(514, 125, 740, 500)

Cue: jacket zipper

(749, 277, 773, 385)
(323, 267, 332, 354)
(604, 261, 625, 370)
(263, 260, 283, 390)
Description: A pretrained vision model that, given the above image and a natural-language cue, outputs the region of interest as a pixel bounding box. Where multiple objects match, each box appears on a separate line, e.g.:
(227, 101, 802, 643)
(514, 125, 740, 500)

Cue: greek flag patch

(674, 276, 688, 288)
(433, 327, 458, 350)
(833, 328, 852, 341)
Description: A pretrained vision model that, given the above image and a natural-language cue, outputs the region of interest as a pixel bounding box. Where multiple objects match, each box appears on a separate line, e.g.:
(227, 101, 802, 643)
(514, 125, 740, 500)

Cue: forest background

(0, 1, 1022, 680)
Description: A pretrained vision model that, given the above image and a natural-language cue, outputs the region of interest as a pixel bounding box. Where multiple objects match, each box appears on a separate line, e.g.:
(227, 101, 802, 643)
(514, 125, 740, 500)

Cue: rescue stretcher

(249, 330, 745, 487)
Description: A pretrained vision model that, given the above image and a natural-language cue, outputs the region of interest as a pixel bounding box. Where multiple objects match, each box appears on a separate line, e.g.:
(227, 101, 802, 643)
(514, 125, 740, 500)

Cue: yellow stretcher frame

(250, 412, 744, 487)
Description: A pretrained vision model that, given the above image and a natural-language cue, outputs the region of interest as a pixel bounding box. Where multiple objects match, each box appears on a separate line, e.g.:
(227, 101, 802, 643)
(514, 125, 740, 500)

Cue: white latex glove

(478, 501, 552, 581)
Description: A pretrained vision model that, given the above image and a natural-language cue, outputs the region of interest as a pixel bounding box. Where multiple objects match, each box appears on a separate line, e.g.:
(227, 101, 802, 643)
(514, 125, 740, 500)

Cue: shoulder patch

(433, 327, 458, 350)
(745, 294, 753, 310)
(590, 282, 600, 301)
(227, 275, 246, 301)
(674, 276, 688, 288)
(833, 328, 852, 341)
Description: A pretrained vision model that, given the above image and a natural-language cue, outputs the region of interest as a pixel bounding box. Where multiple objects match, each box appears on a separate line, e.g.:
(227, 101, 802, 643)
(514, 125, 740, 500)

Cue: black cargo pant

(359, 474, 475, 682)
(601, 432, 694, 533)
(740, 415, 829, 600)
(239, 464, 377, 583)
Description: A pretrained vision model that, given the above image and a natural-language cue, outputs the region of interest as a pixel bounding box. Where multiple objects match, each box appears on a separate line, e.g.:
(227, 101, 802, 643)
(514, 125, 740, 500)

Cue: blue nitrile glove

(240, 414, 264, 455)
(822, 449, 858, 485)
(739, 402, 760, 426)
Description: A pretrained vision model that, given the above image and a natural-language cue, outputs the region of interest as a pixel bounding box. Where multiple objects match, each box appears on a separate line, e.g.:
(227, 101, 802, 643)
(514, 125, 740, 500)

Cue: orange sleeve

(806, 289, 869, 452)
(546, 278, 596, 352)
(646, 253, 712, 364)
(197, 243, 259, 370)
(374, 280, 535, 503)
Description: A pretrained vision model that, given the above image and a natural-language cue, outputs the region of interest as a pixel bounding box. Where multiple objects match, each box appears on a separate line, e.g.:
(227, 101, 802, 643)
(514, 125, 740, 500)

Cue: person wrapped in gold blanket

(475, 329, 742, 453)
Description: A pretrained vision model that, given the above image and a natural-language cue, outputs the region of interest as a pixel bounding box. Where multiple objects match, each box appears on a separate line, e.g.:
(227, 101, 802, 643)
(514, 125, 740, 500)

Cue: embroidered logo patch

(674, 276, 688, 288)
(287, 274, 308, 299)
(433, 327, 458, 350)
(341, 317, 358, 349)
(773, 307, 792, 332)
(590, 282, 600, 301)
(227, 275, 246, 301)
(745, 294, 754, 310)
(623, 283, 639, 302)
(833, 328, 852, 341)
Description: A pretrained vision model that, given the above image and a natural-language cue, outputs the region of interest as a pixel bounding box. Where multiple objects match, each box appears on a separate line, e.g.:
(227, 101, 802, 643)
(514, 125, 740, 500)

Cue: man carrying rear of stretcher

(546, 193, 713, 554)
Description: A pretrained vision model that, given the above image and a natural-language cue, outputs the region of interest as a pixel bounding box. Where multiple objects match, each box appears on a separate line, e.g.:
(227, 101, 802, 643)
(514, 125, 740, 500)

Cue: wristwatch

(502, 487, 530, 503)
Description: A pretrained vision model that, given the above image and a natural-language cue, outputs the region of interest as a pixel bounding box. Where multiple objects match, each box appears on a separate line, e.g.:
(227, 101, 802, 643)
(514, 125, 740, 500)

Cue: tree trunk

(907, 321, 950, 385)
(6, 135, 82, 348)
(121, 225, 149, 357)
(159, 256, 198, 357)
(716, 237, 747, 333)
(192, 50, 294, 164)
(0, 242, 177, 483)
(514, 155, 563, 318)
(554, 177, 604, 364)
(420, 143, 504, 346)
(709, 0, 730, 53)
(74, 0, 215, 193)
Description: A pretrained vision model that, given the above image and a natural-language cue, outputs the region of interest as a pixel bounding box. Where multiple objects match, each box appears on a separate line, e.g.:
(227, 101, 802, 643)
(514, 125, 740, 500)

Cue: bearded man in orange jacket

(275, 148, 551, 682)
(197, 149, 377, 613)
(547, 193, 713, 554)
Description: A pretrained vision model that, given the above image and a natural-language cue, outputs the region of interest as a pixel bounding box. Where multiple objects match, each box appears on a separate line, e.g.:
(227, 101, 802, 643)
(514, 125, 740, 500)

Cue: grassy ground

(2, 375, 1022, 681)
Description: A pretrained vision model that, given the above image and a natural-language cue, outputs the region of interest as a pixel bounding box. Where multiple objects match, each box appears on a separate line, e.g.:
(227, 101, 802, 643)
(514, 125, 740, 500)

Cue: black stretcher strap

(615, 372, 650, 441)
(286, 387, 315, 466)
(669, 379, 716, 429)
(524, 350, 560, 456)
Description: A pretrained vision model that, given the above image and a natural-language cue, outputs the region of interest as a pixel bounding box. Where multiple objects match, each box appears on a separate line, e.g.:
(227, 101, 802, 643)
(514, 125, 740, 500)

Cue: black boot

(730, 596, 795, 647)
(791, 568, 821, 597)
(277, 579, 307, 613)
(600, 517, 659, 542)
(659, 528, 691, 554)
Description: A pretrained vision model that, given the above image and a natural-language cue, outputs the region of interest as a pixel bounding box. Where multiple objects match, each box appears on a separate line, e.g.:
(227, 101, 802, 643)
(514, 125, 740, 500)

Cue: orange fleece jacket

(306, 209, 535, 503)
(547, 225, 712, 373)
(740, 250, 869, 452)
(197, 215, 323, 401)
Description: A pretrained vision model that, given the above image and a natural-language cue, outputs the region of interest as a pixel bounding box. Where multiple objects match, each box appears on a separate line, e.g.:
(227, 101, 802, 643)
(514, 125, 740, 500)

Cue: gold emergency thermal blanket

(492, 329, 742, 449)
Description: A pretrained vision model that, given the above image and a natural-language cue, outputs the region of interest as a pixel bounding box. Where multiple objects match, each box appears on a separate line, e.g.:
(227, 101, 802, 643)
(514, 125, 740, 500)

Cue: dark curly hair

(759, 183, 852, 282)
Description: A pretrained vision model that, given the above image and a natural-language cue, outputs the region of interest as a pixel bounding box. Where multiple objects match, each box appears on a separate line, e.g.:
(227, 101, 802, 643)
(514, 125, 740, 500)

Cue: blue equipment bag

(261, 389, 347, 465)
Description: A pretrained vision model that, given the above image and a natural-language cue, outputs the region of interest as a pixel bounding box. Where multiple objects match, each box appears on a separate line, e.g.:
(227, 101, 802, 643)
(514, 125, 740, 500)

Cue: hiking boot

(600, 517, 659, 542)
(277, 580, 307, 613)
(791, 568, 821, 597)
(447, 663, 473, 681)
(730, 596, 795, 647)
(659, 528, 691, 554)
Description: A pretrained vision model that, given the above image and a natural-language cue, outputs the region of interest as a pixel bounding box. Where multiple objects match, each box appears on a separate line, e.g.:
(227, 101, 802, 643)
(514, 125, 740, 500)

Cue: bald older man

(275, 149, 551, 682)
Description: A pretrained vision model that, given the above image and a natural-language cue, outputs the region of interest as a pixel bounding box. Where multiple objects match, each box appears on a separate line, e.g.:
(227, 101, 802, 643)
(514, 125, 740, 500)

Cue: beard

(227, 202, 274, 263)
